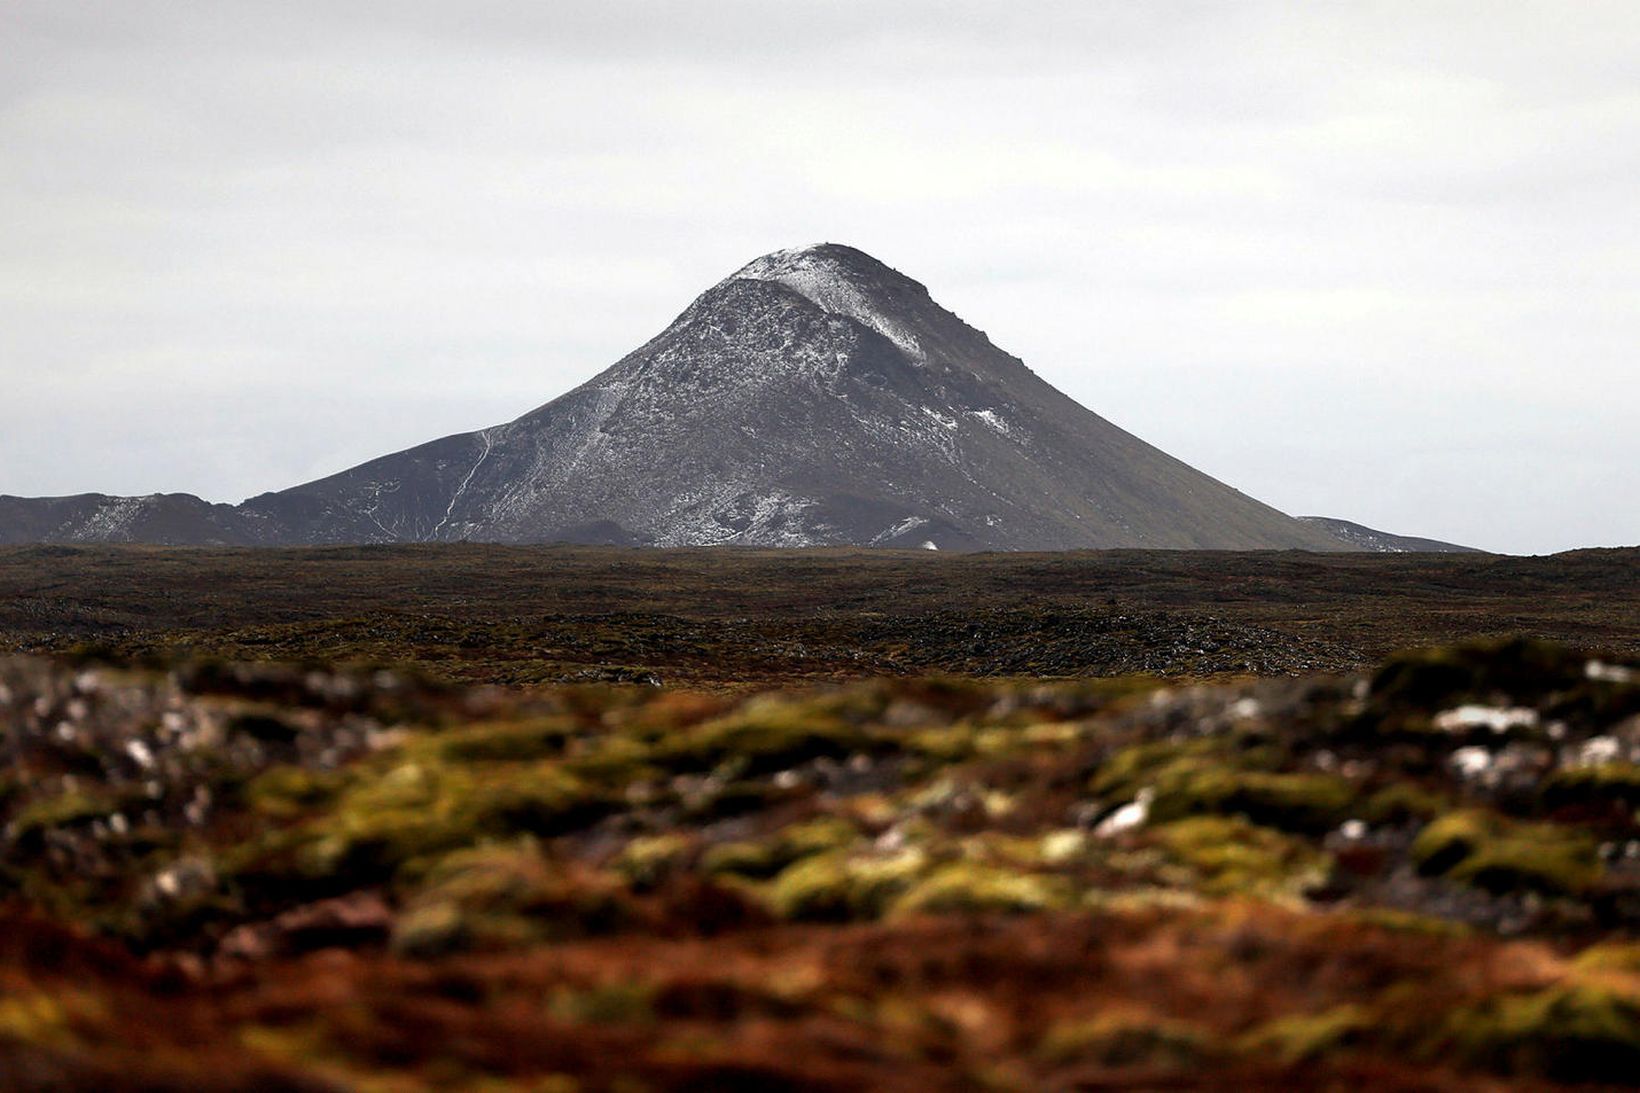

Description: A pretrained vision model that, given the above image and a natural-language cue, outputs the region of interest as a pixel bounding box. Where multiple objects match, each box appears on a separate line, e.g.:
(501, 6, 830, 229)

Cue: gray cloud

(2, 0, 1636, 552)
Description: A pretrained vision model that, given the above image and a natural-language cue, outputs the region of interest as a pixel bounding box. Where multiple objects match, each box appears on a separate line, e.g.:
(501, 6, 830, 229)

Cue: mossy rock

(1240, 1004, 1373, 1065)
(1362, 781, 1448, 825)
(699, 840, 782, 880)
(1540, 673, 1640, 731)
(1188, 771, 1356, 834)
(1091, 739, 1353, 834)
(613, 834, 695, 890)
(1036, 1012, 1211, 1068)
(764, 848, 927, 922)
(7, 791, 118, 843)
(547, 983, 655, 1026)
(905, 724, 981, 764)
(1573, 942, 1640, 975)
(702, 817, 859, 881)
(1148, 816, 1328, 898)
(1350, 908, 1471, 939)
(659, 699, 871, 775)
(1089, 738, 1249, 800)
(1412, 810, 1599, 896)
(391, 899, 468, 957)
(1369, 638, 1582, 715)
(0, 989, 104, 1052)
(557, 737, 662, 791)
(1441, 984, 1640, 1083)
(243, 766, 346, 820)
(1455, 842, 1600, 898)
(233, 759, 611, 894)
(434, 717, 578, 763)
(391, 843, 627, 955)
(1410, 811, 1493, 875)
(1542, 762, 1640, 814)
(889, 862, 1072, 919)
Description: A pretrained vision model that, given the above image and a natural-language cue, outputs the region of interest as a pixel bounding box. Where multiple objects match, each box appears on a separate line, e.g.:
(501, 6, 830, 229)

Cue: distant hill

(1298, 516, 1483, 553)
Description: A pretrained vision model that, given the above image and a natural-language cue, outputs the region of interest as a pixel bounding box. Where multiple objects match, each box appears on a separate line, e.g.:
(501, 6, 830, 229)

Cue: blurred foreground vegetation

(3, 636, 1640, 1089)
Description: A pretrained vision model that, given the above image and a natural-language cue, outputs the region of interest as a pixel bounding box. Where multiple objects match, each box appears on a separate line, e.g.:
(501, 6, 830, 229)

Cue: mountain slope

(1298, 516, 1482, 554)
(262, 244, 1346, 551)
(0, 493, 262, 546)
(4, 244, 1349, 551)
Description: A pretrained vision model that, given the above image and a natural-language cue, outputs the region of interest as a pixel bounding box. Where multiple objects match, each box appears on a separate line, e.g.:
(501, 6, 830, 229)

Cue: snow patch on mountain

(432, 428, 494, 538)
(731, 246, 925, 360)
(967, 409, 1015, 437)
(872, 515, 930, 545)
(70, 496, 147, 541)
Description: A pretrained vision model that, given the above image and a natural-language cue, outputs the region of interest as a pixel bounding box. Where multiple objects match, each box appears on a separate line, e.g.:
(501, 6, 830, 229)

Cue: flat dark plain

(1, 544, 1633, 687)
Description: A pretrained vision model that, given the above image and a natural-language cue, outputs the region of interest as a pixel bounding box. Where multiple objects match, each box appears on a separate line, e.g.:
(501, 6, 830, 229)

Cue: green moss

(701, 817, 859, 880)
(391, 899, 467, 956)
(558, 737, 661, 790)
(1036, 1013, 1210, 1068)
(658, 698, 871, 775)
(613, 834, 695, 890)
(1369, 639, 1584, 713)
(547, 983, 655, 1026)
(764, 848, 927, 922)
(1240, 1004, 1372, 1064)
(1573, 943, 1640, 975)
(231, 758, 611, 893)
(1542, 763, 1640, 813)
(1148, 816, 1328, 898)
(698, 840, 779, 879)
(1362, 781, 1448, 825)
(1412, 810, 1598, 896)
(1350, 908, 1471, 939)
(1409, 810, 1492, 875)
(905, 724, 980, 764)
(1456, 842, 1598, 897)
(434, 717, 578, 762)
(1091, 740, 1354, 834)
(243, 766, 345, 820)
(1198, 771, 1356, 834)
(0, 990, 102, 1051)
(7, 790, 127, 847)
(1090, 738, 1242, 800)
(959, 831, 1054, 869)
(391, 843, 626, 955)
(889, 862, 1072, 918)
(1441, 984, 1640, 1083)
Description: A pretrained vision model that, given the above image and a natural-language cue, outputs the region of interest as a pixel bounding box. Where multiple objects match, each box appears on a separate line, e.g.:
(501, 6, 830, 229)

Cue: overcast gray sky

(2, 1, 1635, 554)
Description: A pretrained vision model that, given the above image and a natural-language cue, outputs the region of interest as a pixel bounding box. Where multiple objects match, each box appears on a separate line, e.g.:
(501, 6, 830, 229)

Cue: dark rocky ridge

(7, 244, 1365, 550)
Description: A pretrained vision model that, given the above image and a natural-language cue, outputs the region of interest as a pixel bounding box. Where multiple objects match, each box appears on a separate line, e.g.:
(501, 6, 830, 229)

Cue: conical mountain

(241, 244, 1344, 550)
(2, 244, 1351, 550)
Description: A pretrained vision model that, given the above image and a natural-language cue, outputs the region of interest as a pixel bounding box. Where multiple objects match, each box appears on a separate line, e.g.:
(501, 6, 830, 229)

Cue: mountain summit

(3, 244, 1349, 550)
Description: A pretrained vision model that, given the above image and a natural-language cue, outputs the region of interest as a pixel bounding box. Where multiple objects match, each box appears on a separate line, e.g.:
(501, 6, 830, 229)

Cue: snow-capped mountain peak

(728, 243, 928, 360)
